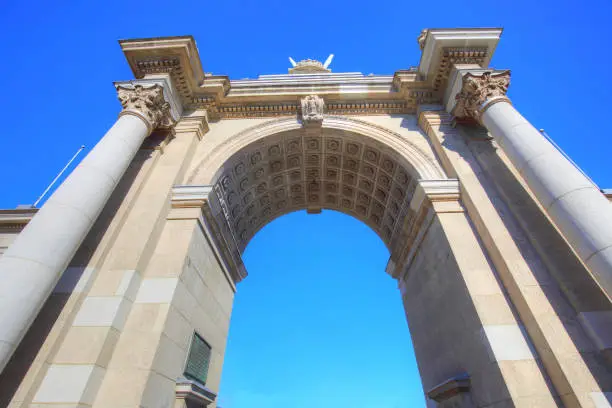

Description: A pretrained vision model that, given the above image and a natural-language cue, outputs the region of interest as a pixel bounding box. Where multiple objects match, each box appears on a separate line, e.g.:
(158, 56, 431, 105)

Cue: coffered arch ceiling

(188, 116, 445, 260)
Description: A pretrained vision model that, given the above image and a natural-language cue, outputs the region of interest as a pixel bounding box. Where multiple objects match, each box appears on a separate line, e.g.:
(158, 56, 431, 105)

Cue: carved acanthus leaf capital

(300, 95, 325, 125)
(116, 84, 176, 130)
(454, 71, 511, 120)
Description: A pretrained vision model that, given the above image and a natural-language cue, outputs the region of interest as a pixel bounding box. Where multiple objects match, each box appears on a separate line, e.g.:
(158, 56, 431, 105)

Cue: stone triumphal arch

(1, 28, 612, 408)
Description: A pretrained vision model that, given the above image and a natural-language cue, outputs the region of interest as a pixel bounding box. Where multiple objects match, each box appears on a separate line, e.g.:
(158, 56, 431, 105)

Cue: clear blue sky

(1, 1, 611, 407)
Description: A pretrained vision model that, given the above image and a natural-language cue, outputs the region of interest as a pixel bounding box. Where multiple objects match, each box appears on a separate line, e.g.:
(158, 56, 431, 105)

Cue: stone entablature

(0, 208, 37, 233)
(119, 28, 502, 120)
(0, 208, 37, 257)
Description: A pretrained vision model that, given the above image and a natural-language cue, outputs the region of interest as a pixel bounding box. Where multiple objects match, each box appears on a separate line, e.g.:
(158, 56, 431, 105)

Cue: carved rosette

(116, 84, 175, 130)
(454, 71, 511, 120)
(300, 95, 325, 125)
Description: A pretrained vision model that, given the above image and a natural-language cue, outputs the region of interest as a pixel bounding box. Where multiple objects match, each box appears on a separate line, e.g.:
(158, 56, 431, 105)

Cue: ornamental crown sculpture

(289, 55, 334, 73)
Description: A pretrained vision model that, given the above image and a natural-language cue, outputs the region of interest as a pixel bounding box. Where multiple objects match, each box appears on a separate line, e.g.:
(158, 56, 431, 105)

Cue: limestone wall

(401, 214, 555, 407)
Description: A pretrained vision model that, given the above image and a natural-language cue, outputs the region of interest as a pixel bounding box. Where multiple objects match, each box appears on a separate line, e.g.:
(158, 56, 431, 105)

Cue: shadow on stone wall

(0, 146, 154, 406)
(457, 122, 612, 399)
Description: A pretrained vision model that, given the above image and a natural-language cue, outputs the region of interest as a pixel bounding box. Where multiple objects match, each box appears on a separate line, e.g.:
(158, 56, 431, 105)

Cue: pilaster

(168, 185, 244, 289)
(93, 184, 237, 406)
(417, 106, 612, 408)
(397, 177, 558, 407)
(387, 179, 461, 280)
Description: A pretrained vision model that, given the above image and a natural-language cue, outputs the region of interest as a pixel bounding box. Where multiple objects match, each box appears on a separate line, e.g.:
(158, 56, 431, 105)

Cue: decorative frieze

(217, 103, 299, 119)
(116, 84, 175, 130)
(454, 71, 511, 120)
(327, 101, 410, 115)
(187, 100, 417, 119)
(406, 89, 437, 104)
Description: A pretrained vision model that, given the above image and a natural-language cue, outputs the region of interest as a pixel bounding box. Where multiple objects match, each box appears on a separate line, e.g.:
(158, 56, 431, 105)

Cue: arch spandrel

(186, 115, 447, 259)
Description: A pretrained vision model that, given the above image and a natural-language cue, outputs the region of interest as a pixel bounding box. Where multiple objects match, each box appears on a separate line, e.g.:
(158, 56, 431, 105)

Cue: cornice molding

(117, 28, 504, 120)
(417, 28, 502, 97)
(120, 36, 205, 97)
(120, 36, 230, 114)
(418, 28, 502, 77)
(410, 179, 462, 214)
(0, 208, 38, 233)
(432, 47, 489, 92)
(170, 185, 212, 209)
(174, 110, 209, 139)
(175, 377, 216, 406)
(427, 373, 471, 403)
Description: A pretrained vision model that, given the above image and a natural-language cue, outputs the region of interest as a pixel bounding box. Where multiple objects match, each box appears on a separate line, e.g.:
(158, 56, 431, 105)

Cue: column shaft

(0, 113, 150, 372)
(481, 100, 612, 296)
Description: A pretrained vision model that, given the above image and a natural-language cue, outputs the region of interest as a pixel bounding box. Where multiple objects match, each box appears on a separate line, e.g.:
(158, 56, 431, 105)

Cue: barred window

(184, 332, 212, 385)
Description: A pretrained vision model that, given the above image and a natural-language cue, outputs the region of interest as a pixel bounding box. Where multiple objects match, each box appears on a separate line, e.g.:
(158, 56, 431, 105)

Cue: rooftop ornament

(288, 54, 334, 73)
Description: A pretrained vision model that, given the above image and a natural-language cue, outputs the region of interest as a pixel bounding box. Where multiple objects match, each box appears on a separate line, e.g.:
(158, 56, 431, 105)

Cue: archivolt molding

(185, 116, 447, 255)
(188, 116, 444, 185)
(322, 116, 444, 180)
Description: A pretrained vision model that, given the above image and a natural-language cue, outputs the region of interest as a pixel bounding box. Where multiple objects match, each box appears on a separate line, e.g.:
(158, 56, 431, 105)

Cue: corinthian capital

(116, 84, 175, 130)
(454, 71, 511, 120)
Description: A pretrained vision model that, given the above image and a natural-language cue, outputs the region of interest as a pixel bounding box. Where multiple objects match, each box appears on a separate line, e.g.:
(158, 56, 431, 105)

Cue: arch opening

(191, 117, 446, 283)
(218, 210, 427, 407)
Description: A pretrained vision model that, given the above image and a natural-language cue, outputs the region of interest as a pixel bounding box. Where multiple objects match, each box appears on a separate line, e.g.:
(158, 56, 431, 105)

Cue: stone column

(453, 71, 612, 298)
(0, 83, 175, 373)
